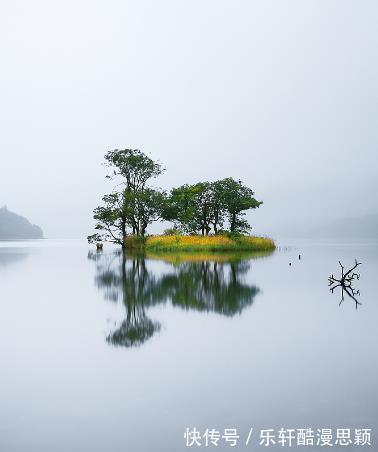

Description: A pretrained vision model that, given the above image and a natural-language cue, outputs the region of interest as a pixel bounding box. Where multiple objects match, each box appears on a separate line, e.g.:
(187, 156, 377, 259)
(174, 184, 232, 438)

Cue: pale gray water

(0, 240, 377, 451)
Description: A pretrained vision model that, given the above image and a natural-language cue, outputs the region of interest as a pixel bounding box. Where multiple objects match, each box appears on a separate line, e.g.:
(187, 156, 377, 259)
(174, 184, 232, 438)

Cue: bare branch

(329, 260, 362, 309)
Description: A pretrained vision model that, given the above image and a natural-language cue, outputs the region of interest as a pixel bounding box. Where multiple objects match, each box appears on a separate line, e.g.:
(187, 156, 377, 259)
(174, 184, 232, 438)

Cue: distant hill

(311, 213, 378, 240)
(0, 206, 43, 240)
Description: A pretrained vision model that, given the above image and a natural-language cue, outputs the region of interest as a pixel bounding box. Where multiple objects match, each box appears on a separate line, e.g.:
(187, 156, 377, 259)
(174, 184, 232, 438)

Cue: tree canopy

(88, 149, 263, 247)
(162, 178, 262, 235)
(104, 149, 164, 190)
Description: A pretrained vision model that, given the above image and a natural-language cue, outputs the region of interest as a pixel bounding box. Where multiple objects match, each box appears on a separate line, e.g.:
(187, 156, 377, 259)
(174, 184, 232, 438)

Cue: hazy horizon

(1, 0, 377, 239)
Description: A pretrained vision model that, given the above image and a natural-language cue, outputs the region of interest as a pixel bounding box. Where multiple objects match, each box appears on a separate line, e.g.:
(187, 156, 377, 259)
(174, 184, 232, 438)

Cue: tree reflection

(159, 260, 259, 316)
(89, 250, 161, 347)
(89, 250, 261, 348)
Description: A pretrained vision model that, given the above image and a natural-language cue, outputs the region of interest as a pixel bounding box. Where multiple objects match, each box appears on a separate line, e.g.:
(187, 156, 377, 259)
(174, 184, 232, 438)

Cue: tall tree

(89, 149, 165, 245)
(104, 149, 163, 191)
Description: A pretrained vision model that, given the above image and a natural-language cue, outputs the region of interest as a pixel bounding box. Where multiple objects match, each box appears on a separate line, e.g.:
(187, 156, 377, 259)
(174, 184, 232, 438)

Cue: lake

(0, 239, 377, 451)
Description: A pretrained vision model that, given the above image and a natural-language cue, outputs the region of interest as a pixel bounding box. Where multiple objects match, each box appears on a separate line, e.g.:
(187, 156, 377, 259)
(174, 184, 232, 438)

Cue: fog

(1, 0, 377, 239)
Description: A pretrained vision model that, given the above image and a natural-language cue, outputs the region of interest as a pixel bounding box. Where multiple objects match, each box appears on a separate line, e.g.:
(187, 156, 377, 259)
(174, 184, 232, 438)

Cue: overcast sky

(1, 0, 377, 238)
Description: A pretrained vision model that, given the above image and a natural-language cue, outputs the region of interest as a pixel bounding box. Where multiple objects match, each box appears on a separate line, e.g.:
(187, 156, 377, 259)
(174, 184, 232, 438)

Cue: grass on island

(129, 234, 276, 254)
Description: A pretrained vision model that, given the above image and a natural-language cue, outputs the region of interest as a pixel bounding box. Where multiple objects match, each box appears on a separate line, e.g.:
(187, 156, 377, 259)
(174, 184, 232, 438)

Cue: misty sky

(1, 0, 377, 239)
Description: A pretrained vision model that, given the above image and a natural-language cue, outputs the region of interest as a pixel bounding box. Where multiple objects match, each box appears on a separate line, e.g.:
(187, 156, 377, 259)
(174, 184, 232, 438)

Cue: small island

(0, 206, 43, 240)
(88, 149, 275, 253)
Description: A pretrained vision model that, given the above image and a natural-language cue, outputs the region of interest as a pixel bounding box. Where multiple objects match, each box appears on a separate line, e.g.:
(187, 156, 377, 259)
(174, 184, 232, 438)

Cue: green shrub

(163, 228, 182, 236)
(124, 235, 146, 249)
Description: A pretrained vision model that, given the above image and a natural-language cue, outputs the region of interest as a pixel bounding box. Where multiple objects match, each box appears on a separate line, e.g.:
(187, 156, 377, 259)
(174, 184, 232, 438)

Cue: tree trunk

(141, 221, 147, 237)
(230, 212, 236, 232)
(134, 221, 139, 235)
(121, 220, 127, 242)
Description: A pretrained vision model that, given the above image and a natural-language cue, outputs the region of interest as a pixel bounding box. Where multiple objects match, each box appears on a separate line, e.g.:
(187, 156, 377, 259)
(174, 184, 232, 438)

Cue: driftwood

(328, 259, 361, 309)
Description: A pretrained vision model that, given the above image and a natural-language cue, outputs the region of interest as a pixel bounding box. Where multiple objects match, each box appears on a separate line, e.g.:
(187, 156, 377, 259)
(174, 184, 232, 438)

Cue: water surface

(0, 240, 377, 451)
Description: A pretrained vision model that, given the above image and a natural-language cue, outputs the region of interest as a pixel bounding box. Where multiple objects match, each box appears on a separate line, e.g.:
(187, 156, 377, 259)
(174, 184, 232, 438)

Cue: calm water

(0, 240, 377, 451)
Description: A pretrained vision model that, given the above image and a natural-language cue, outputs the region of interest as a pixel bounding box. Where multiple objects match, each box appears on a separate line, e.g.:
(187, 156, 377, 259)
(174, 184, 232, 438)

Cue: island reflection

(89, 250, 269, 348)
(0, 247, 29, 267)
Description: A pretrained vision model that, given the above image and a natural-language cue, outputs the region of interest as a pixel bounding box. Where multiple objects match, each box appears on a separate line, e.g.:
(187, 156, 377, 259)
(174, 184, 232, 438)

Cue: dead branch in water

(328, 259, 362, 309)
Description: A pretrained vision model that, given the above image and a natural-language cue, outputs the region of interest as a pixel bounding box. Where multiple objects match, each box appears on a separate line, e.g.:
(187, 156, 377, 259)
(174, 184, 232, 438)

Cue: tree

(133, 188, 166, 237)
(164, 178, 262, 235)
(164, 182, 213, 235)
(105, 149, 164, 238)
(89, 149, 165, 245)
(104, 149, 163, 191)
(208, 179, 227, 234)
(88, 192, 130, 246)
(218, 178, 262, 233)
(89, 188, 166, 243)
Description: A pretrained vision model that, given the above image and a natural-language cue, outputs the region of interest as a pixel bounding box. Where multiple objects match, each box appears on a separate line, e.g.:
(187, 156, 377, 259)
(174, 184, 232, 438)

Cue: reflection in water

(89, 250, 262, 348)
(328, 260, 362, 309)
(160, 260, 259, 316)
(0, 248, 29, 267)
(89, 251, 161, 347)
